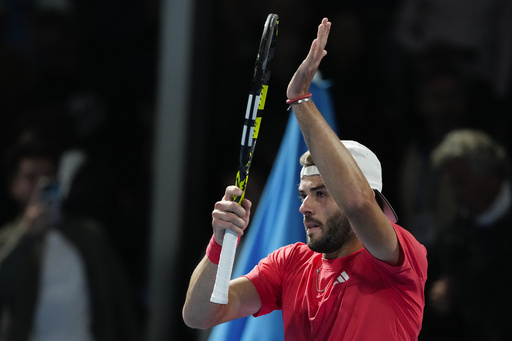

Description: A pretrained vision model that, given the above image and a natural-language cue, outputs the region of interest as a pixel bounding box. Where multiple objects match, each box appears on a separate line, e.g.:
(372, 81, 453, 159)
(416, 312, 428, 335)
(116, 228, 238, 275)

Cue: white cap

(300, 140, 398, 223)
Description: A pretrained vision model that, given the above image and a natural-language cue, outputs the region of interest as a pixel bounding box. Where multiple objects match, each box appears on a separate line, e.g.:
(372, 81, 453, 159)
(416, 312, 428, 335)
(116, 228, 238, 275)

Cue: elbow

(343, 191, 374, 217)
(182, 303, 202, 329)
(182, 303, 215, 330)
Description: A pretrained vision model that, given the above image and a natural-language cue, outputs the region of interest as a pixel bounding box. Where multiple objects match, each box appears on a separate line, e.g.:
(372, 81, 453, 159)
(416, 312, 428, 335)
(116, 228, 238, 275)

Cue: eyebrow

(298, 184, 327, 193)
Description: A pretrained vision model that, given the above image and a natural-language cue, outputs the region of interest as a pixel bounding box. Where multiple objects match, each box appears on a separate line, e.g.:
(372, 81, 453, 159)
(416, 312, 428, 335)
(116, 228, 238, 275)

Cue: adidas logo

(333, 271, 350, 285)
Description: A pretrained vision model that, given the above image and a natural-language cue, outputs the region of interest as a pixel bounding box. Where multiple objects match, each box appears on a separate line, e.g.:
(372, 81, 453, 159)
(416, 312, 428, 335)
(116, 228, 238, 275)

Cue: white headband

(300, 165, 320, 178)
(298, 140, 398, 223)
(299, 140, 383, 192)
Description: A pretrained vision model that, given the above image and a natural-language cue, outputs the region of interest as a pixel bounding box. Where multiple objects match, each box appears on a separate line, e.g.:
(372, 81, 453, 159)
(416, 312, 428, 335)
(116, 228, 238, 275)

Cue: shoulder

(390, 222, 428, 278)
(248, 242, 316, 274)
(392, 223, 426, 252)
(393, 223, 420, 241)
(253, 242, 319, 278)
(268, 242, 315, 263)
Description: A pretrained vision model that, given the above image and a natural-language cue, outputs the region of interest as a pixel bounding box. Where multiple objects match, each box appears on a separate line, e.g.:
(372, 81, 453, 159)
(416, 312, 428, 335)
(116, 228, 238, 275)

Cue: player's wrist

(286, 93, 312, 111)
(286, 93, 312, 104)
(206, 233, 242, 265)
(207, 234, 222, 265)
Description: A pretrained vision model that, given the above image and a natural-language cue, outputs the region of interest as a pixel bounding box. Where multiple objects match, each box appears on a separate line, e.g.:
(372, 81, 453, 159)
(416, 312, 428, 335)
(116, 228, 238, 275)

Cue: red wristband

(206, 235, 222, 265)
(286, 93, 312, 105)
(206, 234, 241, 265)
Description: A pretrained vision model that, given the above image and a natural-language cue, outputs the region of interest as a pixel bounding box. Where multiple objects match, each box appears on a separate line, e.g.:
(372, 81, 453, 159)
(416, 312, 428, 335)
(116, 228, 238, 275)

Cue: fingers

(222, 185, 243, 201)
(316, 17, 331, 50)
(22, 202, 48, 235)
(305, 18, 331, 66)
(212, 186, 252, 245)
(26, 177, 46, 208)
(21, 177, 50, 235)
(286, 18, 331, 98)
(240, 197, 252, 220)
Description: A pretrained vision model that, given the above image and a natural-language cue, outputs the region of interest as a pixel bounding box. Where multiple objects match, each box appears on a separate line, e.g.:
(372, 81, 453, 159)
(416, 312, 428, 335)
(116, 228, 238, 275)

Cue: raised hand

(286, 18, 331, 99)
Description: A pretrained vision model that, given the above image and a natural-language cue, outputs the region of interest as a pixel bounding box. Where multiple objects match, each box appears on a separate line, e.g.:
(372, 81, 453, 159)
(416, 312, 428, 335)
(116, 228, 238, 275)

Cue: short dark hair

(3, 142, 60, 185)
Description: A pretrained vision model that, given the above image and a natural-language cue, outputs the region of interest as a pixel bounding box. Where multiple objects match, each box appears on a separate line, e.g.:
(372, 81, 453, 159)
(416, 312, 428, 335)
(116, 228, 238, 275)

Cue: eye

(315, 191, 328, 199)
(298, 193, 307, 202)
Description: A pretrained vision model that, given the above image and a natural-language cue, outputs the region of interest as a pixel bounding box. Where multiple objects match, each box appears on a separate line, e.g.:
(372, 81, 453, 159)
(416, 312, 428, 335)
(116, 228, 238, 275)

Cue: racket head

(251, 13, 279, 95)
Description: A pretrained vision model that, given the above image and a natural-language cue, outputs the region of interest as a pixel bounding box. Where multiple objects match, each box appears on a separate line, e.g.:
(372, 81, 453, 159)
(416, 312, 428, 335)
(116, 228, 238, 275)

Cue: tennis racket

(210, 13, 279, 304)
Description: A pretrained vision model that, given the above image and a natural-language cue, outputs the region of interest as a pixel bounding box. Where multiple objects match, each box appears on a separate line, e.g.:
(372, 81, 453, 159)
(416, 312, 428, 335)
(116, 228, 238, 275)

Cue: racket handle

(210, 229, 238, 304)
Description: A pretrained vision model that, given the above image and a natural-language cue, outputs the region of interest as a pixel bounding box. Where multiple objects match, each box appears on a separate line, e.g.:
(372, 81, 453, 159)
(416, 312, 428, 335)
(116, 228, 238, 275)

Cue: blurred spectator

(0, 140, 142, 340)
(0, 0, 152, 322)
(421, 129, 512, 340)
(0, 0, 155, 337)
(395, 0, 512, 101)
(1, 101, 149, 318)
(397, 66, 476, 247)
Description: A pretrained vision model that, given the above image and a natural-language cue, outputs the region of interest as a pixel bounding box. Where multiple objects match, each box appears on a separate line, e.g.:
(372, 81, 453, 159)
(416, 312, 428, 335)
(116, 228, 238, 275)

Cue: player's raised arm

(287, 18, 400, 265)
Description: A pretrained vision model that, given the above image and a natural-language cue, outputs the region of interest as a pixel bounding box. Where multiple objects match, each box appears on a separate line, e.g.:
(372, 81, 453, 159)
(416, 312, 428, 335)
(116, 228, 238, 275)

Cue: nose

(299, 196, 313, 216)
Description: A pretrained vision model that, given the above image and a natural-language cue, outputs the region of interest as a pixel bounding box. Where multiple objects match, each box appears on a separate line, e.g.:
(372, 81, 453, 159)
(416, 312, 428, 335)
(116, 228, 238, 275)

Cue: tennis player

(183, 17, 427, 340)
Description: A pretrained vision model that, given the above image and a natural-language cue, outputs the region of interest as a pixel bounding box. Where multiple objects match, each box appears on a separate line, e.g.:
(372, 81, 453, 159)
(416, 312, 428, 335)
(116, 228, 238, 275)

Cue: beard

(305, 211, 356, 254)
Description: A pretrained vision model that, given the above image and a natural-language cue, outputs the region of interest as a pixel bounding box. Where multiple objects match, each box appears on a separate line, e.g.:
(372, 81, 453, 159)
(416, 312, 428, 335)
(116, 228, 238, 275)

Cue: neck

(323, 239, 364, 259)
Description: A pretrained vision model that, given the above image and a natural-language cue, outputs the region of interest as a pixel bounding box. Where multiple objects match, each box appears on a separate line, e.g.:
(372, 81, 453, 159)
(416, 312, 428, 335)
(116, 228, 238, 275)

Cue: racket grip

(210, 229, 238, 304)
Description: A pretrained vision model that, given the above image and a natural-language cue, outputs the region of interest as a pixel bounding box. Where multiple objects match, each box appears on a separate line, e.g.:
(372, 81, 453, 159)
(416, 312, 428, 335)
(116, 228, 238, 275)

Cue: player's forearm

(294, 102, 400, 264)
(183, 255, 228, 329)
(294, 101, 372, 208)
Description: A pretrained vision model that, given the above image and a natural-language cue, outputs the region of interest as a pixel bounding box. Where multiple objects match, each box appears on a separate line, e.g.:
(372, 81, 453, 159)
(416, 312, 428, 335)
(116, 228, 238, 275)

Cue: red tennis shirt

(244, 223, 427, 340)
